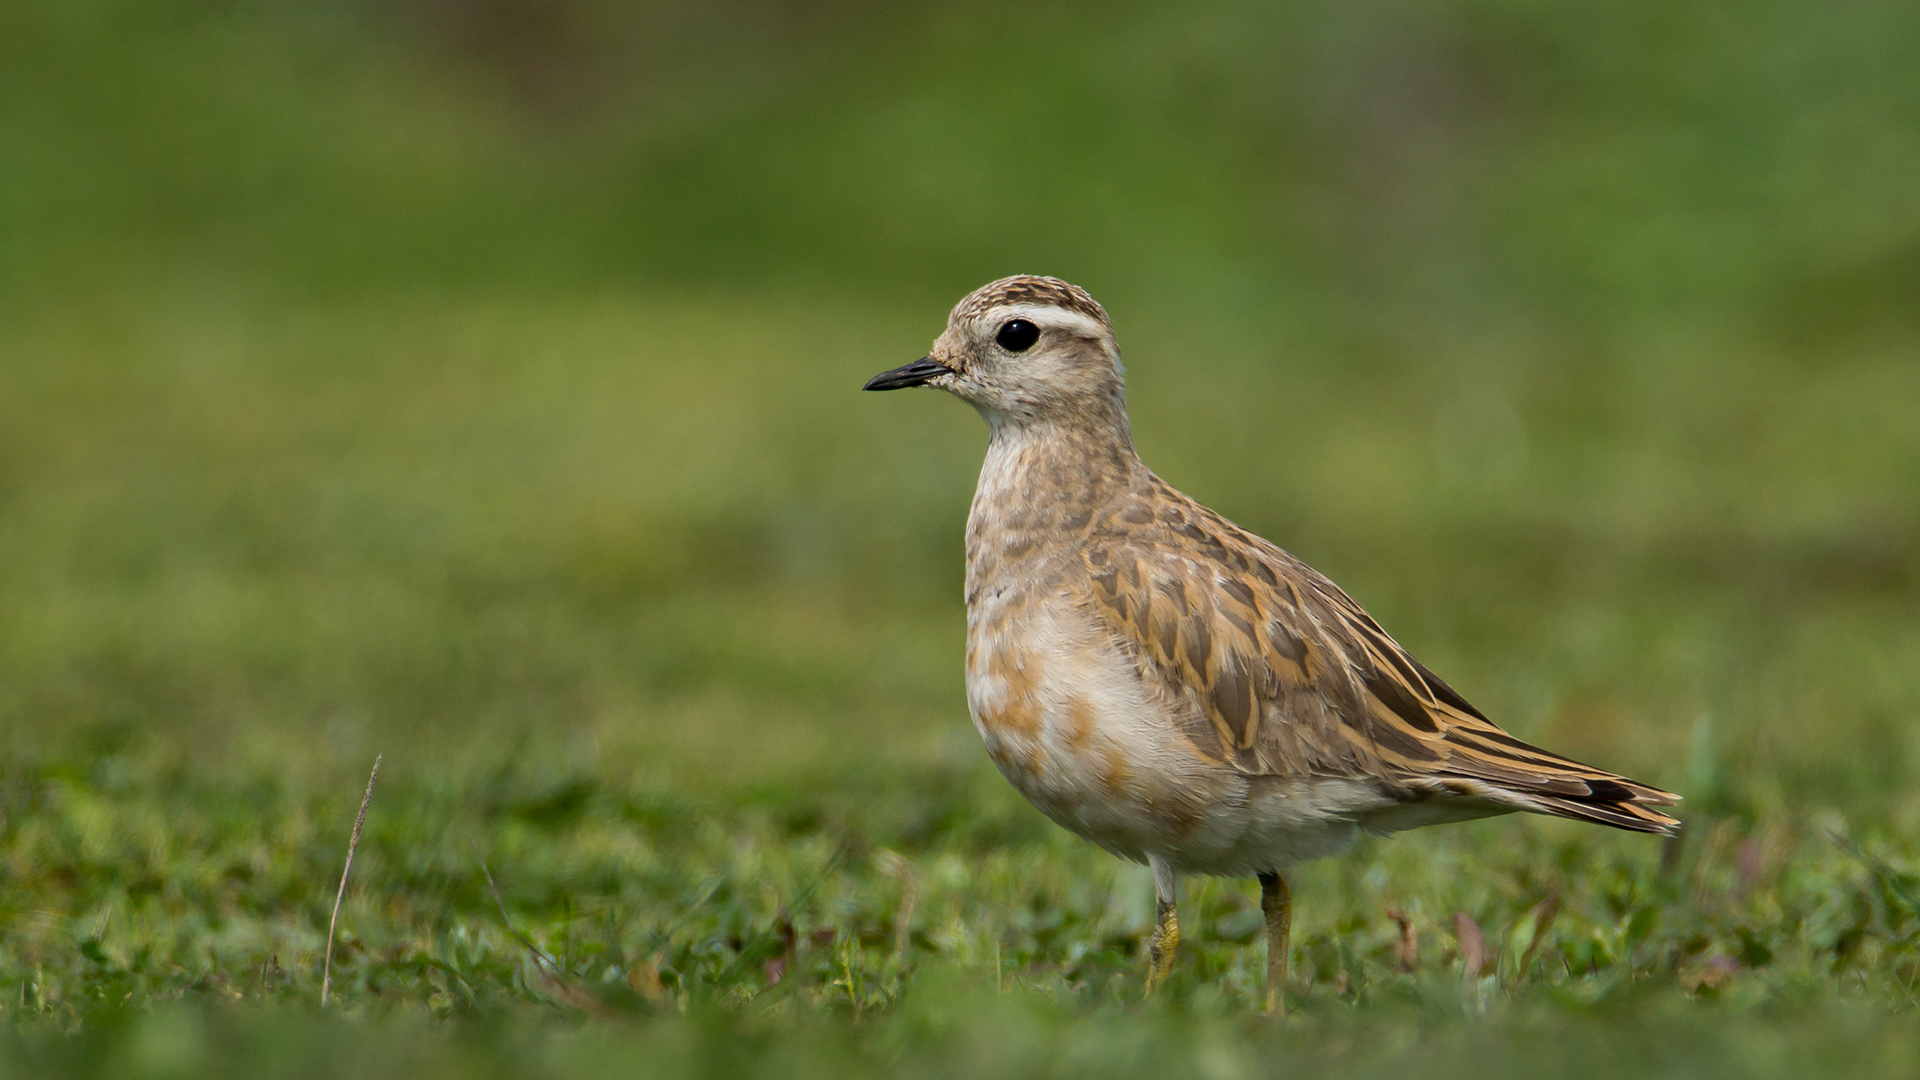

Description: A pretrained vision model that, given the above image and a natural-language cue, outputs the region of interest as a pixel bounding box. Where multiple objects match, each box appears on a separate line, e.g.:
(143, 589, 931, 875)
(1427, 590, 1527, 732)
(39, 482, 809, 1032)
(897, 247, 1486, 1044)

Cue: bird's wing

(1080, 479, 1681, 835)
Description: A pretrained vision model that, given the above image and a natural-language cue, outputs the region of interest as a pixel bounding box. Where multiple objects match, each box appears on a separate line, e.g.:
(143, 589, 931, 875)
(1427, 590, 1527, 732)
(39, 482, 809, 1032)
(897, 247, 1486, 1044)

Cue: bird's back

(1067, 469, 1681, 836)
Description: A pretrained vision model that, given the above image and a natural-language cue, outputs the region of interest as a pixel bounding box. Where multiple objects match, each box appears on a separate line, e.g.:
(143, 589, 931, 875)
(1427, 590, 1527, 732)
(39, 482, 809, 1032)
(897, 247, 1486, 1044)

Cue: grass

(0, 283, 1915, 1076)
(3, 0, 1919, 1073)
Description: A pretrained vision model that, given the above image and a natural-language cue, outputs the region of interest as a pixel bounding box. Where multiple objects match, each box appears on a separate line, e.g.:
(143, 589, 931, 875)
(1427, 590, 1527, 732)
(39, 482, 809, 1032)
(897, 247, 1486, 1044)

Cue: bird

(863, 275, 1680, 1013)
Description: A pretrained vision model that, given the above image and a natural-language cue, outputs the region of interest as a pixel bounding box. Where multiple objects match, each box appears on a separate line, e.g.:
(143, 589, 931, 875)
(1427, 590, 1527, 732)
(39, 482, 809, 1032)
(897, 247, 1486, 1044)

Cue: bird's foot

(1145, 898, 1179, 992)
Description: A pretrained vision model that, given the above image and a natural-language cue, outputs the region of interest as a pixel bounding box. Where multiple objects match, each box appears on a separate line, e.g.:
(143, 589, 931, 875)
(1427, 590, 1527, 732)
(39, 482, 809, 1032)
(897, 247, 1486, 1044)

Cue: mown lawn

(0, 284, 1915, 1077)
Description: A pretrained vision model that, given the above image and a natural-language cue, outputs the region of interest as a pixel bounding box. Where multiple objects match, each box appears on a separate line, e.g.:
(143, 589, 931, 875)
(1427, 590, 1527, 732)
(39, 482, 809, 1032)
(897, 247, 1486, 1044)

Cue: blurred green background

(1, 0, 1918, 1074)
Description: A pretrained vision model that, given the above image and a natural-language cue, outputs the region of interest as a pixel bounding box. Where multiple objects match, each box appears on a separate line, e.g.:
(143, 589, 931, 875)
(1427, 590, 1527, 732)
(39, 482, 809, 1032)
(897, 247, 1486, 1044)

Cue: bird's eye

(995, 319, 1040, 353)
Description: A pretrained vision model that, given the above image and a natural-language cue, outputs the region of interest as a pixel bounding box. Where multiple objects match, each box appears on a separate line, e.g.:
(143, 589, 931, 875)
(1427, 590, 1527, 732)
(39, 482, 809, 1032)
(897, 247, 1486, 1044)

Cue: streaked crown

(950, 276, 1111, 331)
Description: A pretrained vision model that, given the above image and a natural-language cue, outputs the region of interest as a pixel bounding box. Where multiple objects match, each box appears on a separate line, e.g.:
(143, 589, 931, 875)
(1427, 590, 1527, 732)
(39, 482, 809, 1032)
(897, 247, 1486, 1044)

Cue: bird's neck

(965, 417, 1140, 600)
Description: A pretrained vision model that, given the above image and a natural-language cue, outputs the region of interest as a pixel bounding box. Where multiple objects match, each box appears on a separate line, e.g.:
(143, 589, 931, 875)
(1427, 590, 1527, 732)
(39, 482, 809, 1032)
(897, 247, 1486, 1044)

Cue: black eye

(995, 319, 1040, 353)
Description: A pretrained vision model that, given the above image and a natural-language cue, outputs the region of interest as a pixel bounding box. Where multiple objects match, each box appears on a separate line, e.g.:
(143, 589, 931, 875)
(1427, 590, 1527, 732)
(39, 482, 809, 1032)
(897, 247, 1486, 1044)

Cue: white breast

(965, 588, 1388, 875)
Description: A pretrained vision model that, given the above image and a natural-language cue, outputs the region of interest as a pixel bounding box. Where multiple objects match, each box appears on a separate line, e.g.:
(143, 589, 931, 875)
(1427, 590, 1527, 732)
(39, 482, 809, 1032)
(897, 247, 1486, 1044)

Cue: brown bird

(865, 276, 1679, 1012)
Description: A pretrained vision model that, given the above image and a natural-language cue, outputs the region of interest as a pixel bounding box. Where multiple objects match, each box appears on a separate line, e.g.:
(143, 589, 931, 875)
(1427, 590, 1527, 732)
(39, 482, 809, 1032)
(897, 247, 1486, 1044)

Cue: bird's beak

(863, 356, 952, 391)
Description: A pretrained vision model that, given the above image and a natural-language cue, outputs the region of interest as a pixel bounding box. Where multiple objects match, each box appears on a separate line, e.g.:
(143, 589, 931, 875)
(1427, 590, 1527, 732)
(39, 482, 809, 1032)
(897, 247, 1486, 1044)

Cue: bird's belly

(965, 597, 1384, 875)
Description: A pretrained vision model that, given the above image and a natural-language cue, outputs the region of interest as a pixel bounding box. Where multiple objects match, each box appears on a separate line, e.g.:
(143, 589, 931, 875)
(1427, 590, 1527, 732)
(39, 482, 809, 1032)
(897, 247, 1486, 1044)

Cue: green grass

(0, 285, 1915, 1076)
(3, 0, 1919, 1073)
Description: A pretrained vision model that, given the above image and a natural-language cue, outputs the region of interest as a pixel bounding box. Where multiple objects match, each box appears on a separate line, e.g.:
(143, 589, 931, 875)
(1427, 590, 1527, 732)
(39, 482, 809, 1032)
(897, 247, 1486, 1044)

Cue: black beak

(863, 356, 952, 391)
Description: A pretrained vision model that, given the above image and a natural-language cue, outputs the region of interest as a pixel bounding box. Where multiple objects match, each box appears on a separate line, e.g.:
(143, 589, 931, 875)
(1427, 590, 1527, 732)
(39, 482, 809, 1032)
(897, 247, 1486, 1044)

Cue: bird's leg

(1146, 855, 1180, 991)
(1259, 870, 1292, 1016)
(1148, 898, 1180, 989)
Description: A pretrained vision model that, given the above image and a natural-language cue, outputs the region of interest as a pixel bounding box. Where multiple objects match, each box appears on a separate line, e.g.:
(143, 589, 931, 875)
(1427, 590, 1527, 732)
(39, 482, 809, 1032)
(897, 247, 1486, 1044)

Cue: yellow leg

(1145, 855, 1179, 991)
(1260, 871, 1291, 1016)
(1146, 897, 1180, 990)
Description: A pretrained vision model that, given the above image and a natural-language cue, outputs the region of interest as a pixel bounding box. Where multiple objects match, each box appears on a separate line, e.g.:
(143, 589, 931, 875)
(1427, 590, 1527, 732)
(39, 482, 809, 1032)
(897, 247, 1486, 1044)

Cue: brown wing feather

(1083, 476, 1681, 836)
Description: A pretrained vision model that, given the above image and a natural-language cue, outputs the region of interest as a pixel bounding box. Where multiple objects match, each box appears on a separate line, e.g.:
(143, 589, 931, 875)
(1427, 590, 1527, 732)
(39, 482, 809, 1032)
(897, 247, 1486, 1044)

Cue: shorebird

(864, 276, 1679, 1012)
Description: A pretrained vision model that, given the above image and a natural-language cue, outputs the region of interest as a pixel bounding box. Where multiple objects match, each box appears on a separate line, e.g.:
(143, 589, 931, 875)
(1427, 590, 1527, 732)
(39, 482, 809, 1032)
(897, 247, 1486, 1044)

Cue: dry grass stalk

(1386, 907, 1418, 973)
(321, 753, 381, 1007)
(881, 851, 916, 962)
(1452, 912, 1491, 983)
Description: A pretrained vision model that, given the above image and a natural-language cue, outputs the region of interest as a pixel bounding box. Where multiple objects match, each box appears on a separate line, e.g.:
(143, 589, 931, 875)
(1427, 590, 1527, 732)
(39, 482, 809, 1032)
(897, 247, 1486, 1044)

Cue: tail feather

(1524, 791, 1682, 835)
(1435, 724, 1682, 836)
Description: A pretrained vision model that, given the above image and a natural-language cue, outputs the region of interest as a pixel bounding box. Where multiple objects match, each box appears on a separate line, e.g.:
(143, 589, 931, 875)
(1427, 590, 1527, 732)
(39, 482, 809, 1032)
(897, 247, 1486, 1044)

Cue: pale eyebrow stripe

(993, 305, 1108, 340)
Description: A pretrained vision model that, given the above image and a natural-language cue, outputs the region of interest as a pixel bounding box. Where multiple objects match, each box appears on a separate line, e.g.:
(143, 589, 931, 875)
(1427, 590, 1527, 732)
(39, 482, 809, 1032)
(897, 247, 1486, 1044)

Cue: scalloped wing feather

(1082, 477, 1681, 836)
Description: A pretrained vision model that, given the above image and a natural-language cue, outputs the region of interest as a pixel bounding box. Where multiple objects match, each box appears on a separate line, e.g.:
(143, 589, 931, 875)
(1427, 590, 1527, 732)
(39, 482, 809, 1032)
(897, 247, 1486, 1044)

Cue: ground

(0, 287, 1915, 1077)
(4, 0, 1919, 1071)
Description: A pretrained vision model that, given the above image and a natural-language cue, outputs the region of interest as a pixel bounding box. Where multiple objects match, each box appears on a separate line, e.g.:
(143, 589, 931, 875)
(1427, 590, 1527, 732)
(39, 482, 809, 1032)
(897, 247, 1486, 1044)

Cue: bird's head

(865, 276, 1128, 437)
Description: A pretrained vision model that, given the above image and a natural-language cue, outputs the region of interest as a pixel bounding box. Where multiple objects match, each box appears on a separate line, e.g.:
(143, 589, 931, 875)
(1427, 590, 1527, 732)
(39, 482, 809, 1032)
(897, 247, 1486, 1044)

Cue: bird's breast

(964, 583, 1230, 859)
